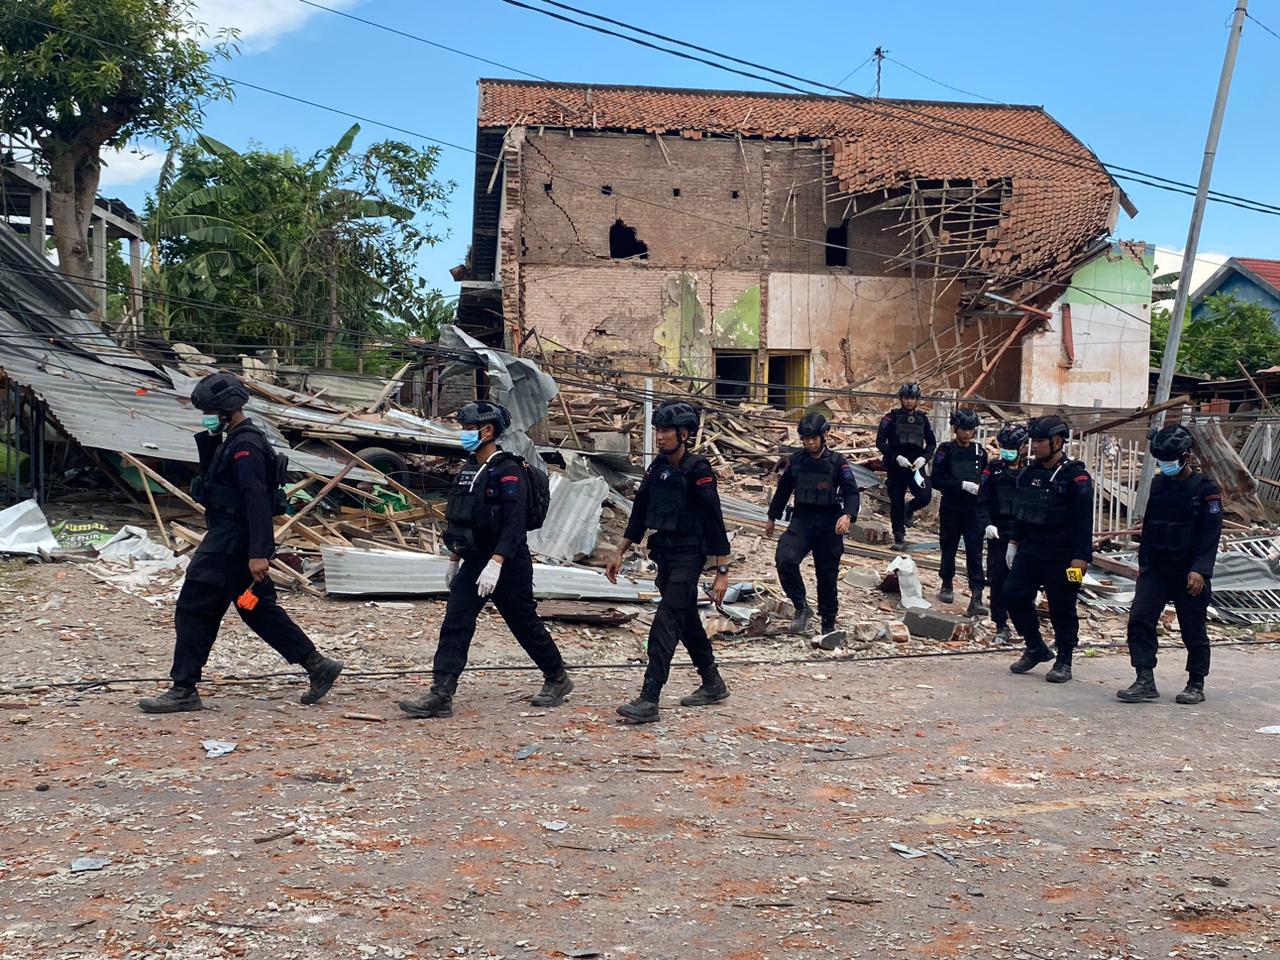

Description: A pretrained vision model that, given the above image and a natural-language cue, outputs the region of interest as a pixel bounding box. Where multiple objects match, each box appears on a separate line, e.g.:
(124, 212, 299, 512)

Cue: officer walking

(139, 373, 343, 713)
(1118, 425, 1222, 705)
(765, 412, 860, 635)
(399, 401, 572, 719)
(877, 383, 936, 550)
(606, 401, 731, 724)
(977, 422, 1029, 643)
(1004, 415, 1094, 683)
(931, 409, 989, 615)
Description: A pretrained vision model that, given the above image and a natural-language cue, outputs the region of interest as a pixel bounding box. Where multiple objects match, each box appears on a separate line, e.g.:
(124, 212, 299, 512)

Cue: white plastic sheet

(0, 499, 58, 555)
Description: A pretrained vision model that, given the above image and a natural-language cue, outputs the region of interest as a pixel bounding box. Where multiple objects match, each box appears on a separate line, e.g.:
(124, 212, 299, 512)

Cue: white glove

(984, 525, 999, 541)
(1006, 543, 1018, 568)
(911, 457, 926, 471)
(445, 558, 460, 588)
(895, 455, 911, 469)
(476, 559, 502, 597)
(961, 481, 980, 496)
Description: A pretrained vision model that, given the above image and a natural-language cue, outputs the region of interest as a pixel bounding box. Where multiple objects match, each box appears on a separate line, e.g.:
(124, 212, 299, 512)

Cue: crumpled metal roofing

(321, 546, 647, 600)
(526, 473, 608, 561)
(479, 79, 1122, 284)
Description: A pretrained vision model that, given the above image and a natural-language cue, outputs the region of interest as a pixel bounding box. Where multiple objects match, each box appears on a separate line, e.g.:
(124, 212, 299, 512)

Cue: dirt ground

(1, 557, 1278, 960)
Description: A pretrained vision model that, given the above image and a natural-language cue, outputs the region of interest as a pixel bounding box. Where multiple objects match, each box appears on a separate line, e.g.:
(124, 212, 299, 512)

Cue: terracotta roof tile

(480, 80, 1120, 284)
(1234, 258, 1280, 294)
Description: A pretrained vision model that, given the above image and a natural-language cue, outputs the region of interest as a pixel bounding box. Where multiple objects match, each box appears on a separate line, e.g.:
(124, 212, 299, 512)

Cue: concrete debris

(201, 739, 237, 759)
(69, 857, 110, 873)
(904, 608, 977, 643)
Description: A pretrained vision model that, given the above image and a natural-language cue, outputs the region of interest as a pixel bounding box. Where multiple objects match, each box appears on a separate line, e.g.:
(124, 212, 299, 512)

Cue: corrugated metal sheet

(321, 546, 647, 600)
(0, 315, 377, 480)
(437, 324, 558, 434)
(526, 474, 608, 561)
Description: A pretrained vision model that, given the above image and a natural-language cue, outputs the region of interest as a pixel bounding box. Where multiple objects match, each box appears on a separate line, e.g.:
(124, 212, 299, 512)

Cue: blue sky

(100, 0, 1280, 294)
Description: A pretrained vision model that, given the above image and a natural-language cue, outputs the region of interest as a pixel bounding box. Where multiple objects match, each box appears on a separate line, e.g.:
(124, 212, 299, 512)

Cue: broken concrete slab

(904, 608, 976, 643)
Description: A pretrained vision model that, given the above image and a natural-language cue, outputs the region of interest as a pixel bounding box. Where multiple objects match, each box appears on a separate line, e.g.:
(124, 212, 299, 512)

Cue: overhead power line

(497, 0, 1280, 216)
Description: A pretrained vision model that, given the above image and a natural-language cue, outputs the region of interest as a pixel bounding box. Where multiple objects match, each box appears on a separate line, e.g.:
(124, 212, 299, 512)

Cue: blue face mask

(1000, 448, 1019, 462)
(460, 429, 482, 452)
(1157, 459, 1183, 477)
(202, 414, 223, 433)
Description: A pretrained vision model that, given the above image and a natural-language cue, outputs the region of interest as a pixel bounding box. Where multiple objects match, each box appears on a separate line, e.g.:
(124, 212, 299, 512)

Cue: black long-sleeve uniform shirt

(194, 420, 278, 558)
(976, 460, 1020, 538)
(876, 408, 937, 465)
(767, 448, 860, 521)
(624, 452, 731, 556)
(1011, 455, 1094, 562)
(1138, 472, 1223, 577)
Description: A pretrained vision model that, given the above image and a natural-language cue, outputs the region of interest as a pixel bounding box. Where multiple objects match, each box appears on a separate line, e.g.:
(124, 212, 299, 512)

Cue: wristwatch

(715, 564, 730, 575)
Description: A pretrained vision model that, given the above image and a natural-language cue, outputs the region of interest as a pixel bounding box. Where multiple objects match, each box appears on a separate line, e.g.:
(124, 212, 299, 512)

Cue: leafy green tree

(147, 125, 453, 368)
(1150, 293, 1280, 378)
(0, 0, 234, 287)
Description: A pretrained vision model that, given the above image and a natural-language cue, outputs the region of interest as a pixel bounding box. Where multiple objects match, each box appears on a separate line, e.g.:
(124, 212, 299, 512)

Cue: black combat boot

(617, 696, 660, 723)
(530, 668, 574, 707)
(937, 581, 955, 604)
(138, 685, 202, 714)
(892, 539, 908, 552)
(299, 650, 344, 705)
(680, 671, 729, 707)
(1009, 644, 1054, 674)
(1045, 657, 1073, 683)
(399, 675, 457, 719)
(789, 605, 814, 634)
(1175, 676, 1206, 705)
(993, 623, 1013, 644)
(1116, 668, 1159, 702)
(966, 590, 988, 617)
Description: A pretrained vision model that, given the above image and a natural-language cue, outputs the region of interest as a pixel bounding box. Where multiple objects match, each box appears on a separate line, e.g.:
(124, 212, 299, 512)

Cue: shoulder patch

(696, 475, 714, 486)
(500, 474, 520, 483)
(233, 450, 251, 461)
(1207, 497, 1222, 514)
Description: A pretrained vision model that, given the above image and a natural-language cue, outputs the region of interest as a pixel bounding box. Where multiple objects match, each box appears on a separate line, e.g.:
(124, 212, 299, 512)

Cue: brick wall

(518, 130, 766, 269)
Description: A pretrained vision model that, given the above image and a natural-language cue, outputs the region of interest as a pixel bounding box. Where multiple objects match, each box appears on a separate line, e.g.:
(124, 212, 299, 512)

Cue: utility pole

(1135, 0, 1248, 519)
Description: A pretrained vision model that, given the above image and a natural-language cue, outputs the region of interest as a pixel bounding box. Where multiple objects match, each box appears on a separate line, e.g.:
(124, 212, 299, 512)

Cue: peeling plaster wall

(767, 274, 965, 387)
(521, 264, 759, 374)
(1021, 243, 1153, 408)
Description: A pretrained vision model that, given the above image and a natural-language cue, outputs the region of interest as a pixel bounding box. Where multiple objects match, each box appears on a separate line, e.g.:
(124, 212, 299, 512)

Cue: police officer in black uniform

(400, 401, 572, 719)
(139, 372, 343, 713)
(607, 401, 731, 724)
(877, 383, 936, 550)
(765, 412, 860, 635)
(1004, 415, 1094, 683)
(977, 422, 1029, 643)
(1118, 425, 1222, 705)
(931, 409, 989, 615)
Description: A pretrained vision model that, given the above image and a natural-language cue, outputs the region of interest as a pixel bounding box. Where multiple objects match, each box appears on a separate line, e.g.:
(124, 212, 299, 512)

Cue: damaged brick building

(457, 80, 1146, 407)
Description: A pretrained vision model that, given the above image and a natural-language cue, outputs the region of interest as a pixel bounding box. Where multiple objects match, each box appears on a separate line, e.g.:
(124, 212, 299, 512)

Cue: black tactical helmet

(951, 409, 980, 430)
(1028, 415, 1070, 440)
(997, 422, 1029, 449)
(652, 400, 699, 431)
(1149, 424, 1194, 461)
(191, 372, 250, 414)
(797, 412, 830, 437)
(458, 400, 511, 436)
(898, 382, 922, 399)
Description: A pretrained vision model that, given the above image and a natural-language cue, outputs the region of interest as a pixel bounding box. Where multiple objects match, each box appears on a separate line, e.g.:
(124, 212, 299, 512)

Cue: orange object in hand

(236, 587, 259, 611)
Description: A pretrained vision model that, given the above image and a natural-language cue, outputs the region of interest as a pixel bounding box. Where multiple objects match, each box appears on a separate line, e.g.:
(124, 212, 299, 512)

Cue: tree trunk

(45, 147, 100, 293)
(323, 253, 340, 369)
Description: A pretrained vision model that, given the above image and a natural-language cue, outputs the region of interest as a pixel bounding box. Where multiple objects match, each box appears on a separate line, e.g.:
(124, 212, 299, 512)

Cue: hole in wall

(600, 185, 613, 196)
(609, 218, 649, 260)
(825, 220, 850, 267)
(730, 190, 740, 199)
(543, 181, 553, 193)
(672, 187, 681, 197)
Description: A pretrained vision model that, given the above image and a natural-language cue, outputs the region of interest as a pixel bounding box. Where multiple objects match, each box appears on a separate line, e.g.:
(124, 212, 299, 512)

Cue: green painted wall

(712, 284, 761, 349)
(1062, 242, 1154, 306)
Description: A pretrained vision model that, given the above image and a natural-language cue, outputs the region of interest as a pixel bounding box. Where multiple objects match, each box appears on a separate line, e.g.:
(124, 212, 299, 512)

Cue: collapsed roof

(478, 79, 1132, 293)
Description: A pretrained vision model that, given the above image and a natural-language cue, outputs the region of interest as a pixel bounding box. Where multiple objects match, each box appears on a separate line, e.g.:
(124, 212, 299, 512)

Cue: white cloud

(1154, 247, 1229, 294)
(97, 145, 168, 189)
(193, 0, 360, 53)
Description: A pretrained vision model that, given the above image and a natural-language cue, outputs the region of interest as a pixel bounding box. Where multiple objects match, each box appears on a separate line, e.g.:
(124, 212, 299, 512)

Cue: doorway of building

(713, 351, 753, 405)
(766, 352, 809, 409)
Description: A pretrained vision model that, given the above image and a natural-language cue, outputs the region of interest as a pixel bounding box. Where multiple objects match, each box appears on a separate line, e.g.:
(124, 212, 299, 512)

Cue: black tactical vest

(892, 411, 927, 448)
(1014, 459, 1081, 528)
(1143, 473, 1210, 554)
(644, 454, 705, 542)
(443, 460, 495, 558)
(192, 424, 288, 519)
(948, 443, 981, 483)
(991, 465, 1021, 526)
(792, 452, 840, 509)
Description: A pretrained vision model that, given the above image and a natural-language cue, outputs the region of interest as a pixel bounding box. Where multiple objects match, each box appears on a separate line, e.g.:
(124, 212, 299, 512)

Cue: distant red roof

(1234, 258, 1280, 294)
(478, 80, 1124, 283)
